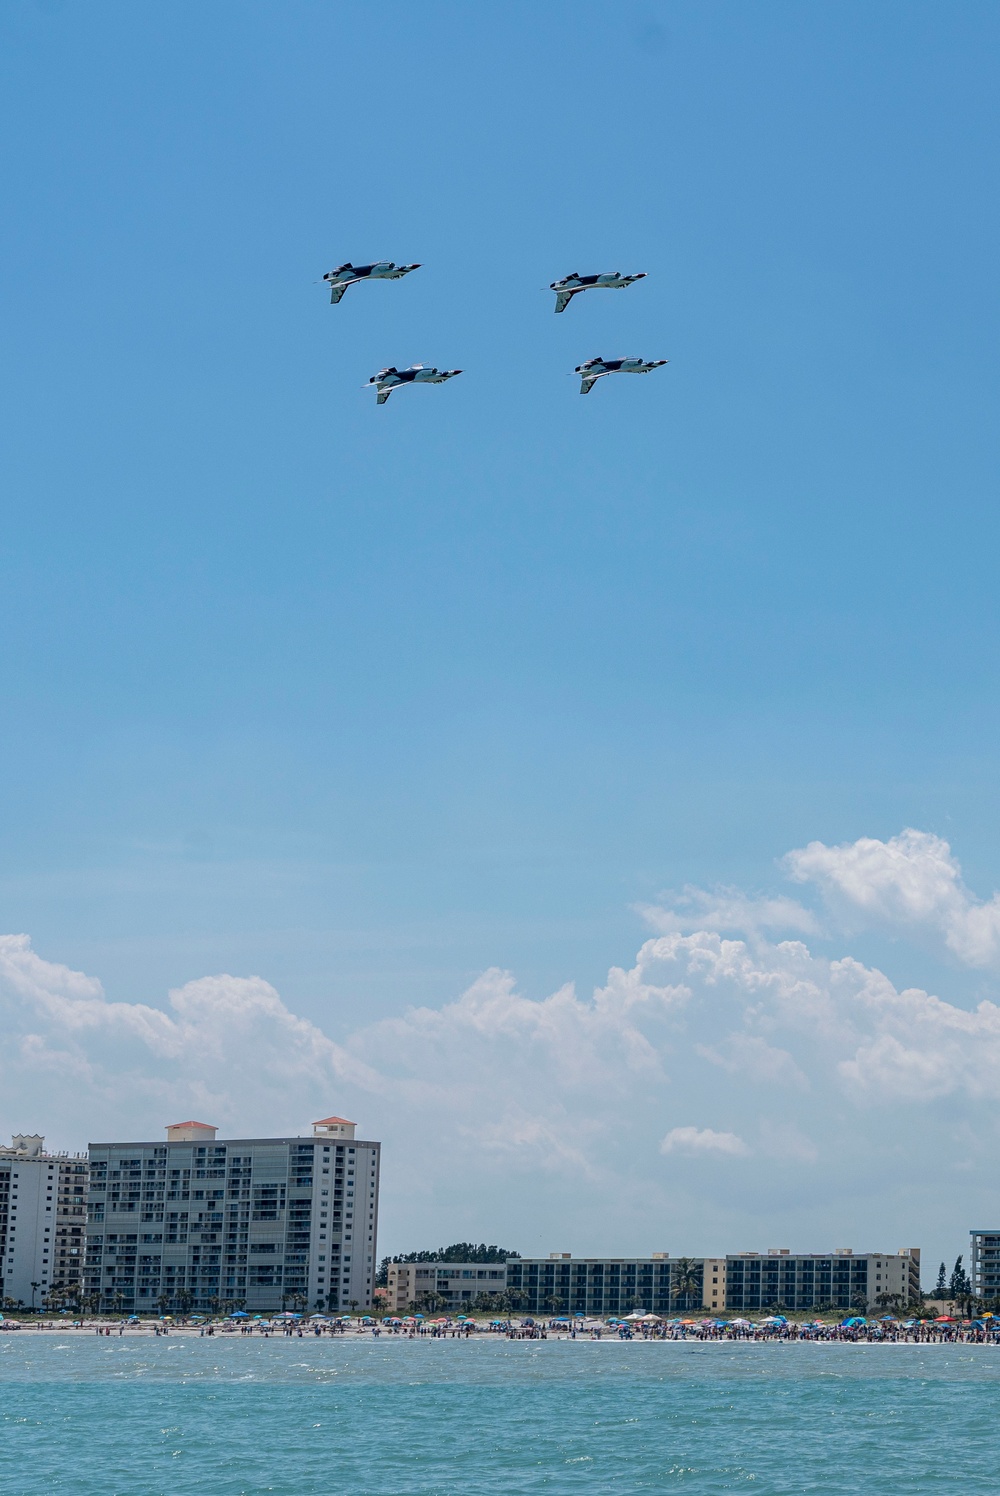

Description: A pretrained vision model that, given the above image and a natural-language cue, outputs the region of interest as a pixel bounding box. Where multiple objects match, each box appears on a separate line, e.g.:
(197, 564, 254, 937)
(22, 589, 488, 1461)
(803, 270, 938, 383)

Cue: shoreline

(2, 1322, 998, 1348)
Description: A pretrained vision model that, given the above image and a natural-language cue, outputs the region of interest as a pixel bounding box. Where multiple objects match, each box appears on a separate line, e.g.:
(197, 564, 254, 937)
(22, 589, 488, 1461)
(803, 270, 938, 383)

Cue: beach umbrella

(934, 1315, 954, 1323)
(625, 1311, 645, 1320)
(231, 1311, 249, 1318)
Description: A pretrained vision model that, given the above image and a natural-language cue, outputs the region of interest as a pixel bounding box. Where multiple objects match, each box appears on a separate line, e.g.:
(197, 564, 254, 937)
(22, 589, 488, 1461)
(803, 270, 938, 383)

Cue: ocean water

(1, 1336, 998, 1494)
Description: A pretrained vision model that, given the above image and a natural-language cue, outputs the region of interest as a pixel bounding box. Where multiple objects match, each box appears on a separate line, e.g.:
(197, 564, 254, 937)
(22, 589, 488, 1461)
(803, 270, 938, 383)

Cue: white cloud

(785, 828, 1000, 968)
(0, 933, 380, 1139)
(639, 888, 819, 938)
(661, 1126, 750, 1157)
(696, 1034, 809, 1090)
(4, 828, 1000, 1260)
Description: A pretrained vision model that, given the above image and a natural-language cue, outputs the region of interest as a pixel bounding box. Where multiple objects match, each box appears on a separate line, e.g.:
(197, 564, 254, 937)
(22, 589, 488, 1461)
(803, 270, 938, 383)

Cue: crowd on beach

(2, 1310, 999, 1344)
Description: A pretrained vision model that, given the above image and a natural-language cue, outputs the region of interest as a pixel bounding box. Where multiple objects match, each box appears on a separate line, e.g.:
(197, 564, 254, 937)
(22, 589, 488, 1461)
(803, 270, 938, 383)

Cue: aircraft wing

(328, 282, 349, 304)
(376, 388, 393, 404)
(554, 289, 579, 314)
(579, 375, 600, 395)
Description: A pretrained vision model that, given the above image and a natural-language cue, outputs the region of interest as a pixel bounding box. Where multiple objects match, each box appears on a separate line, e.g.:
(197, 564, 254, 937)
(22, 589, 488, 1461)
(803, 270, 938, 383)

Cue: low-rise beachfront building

(386, 1260, 509, 1313)
(970, 1230, 1000, 1300)
(84, 1116, 379, 1316)
(0, 1135, 88, 1310)
(504, 1255, 705, 1318)
(724, 1248, 920, 1313)
(503, 1249, 920, 1318)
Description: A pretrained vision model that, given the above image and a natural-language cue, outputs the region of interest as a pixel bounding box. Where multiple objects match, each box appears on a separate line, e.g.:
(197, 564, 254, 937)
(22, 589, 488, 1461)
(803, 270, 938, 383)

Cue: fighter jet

(323, 261, 421, 305)
(550, 271, 647, 314)
(366, 364, 463, 405)
(574, 356, 668, 394)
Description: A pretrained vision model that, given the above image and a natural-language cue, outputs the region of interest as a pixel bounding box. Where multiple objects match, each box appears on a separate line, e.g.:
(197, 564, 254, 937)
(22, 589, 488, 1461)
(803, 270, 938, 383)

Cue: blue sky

(2, 2, 1000, 1274)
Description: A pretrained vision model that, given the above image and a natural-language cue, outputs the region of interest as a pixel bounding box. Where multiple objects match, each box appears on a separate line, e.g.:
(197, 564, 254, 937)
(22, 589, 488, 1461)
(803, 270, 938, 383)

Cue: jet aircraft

(574, 356, 668, 394)
(550, 271, 647, 314)
(366, 364, 463, 405)
(323, 261, 421, 304)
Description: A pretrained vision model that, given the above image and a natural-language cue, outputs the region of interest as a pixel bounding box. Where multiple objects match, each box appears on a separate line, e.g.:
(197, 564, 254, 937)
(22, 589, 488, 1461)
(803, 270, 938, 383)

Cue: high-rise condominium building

(970, 1230, 1000, 1299)
(84, 1116, 379, 1315)
(0, 1135, 88, 1309)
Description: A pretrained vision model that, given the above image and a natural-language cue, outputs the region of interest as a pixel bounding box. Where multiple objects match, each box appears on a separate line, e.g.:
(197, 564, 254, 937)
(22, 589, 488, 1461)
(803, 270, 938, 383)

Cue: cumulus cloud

(3, 827, 1000, 1246)
(0, 933, 379, 1139)
(786, 828, 1000, 968)
(661, 1126, 750, 1157)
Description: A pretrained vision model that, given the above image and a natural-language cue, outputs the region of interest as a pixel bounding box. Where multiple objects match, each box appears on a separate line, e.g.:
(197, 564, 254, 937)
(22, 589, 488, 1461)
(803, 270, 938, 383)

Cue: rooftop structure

(312, 1118, 356, 1141)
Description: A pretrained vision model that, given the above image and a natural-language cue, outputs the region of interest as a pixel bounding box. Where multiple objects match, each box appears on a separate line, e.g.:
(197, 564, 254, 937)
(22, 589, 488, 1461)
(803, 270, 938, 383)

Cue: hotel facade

(503, 1248, 920, 1318)
(84, 1116, 379, 1315)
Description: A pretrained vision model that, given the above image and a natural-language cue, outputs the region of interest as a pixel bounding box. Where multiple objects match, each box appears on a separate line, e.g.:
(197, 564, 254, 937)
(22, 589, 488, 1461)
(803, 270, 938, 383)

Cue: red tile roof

(313, 1116, 355, 1126)
(167, 1121, 217, 1129)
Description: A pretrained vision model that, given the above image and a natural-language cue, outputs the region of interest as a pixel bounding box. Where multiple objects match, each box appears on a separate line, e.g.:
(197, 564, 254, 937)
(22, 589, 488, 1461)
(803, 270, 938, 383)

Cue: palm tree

(30, 1281, 41, 1312)
(671, 1259, 702, 1311)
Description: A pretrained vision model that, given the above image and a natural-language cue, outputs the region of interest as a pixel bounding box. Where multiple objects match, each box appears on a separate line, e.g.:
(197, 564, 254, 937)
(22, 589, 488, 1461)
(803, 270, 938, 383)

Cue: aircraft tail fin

(376, 388, 392, 404)
(329, 282, 348, 305)
(554, 289, 578, 314)
(580, 375, 599, 395)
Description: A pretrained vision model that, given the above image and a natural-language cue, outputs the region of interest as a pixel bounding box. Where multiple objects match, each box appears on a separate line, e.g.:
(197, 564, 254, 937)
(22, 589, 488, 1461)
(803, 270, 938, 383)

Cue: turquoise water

(2, 1336, 998, 1494)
